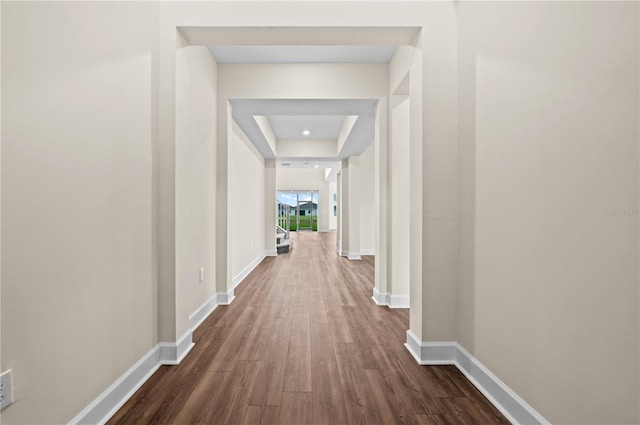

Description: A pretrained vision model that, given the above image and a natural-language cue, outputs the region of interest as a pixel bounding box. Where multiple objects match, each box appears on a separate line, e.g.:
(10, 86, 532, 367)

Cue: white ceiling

(208, 45, 397, 64)
(230, 99, 377, 160)
(267, 115, 345, 140)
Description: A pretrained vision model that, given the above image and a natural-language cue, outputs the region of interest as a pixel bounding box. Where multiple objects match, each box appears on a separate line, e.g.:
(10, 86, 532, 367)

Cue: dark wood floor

(109, 231, 510, 425)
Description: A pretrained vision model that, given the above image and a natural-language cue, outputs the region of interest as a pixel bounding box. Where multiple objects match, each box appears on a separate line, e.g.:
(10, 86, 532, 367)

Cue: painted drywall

(277, 139, 336, 158)
(175, 42, 217, 338)
(417, 3, 458, 343)
(0, 4, 3, 420)
(229, 121, 266, 280)
(254, 115, 277, 156)
(390, 98, 410, 298)
(387, 46, 417, 303)
(1, 2, 158, 424)
(337, 116, 358, 154)
(340, 161, 353, 253)
(337, 171, 343, 249)
(345, 156, 360, 256)
(218, 63, 387, 100)
(329, 181, 337, 230)
(456, 5, 476, 351)
(359, 142, 375, 254)
(458, 2, 639, 423)
(277, 168, 330, 232)
(265, 159, 277, 254)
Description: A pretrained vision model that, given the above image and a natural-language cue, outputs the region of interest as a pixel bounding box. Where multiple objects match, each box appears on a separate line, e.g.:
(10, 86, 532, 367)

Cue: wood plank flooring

(108, 231, 510, 425)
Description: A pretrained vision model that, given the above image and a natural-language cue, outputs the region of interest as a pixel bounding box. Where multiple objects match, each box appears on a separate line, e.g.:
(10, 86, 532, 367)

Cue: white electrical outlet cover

(1, 369, 13, 410)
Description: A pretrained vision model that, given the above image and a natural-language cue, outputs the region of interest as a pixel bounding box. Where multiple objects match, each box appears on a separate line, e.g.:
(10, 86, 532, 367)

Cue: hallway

(109, 232, 509, 425)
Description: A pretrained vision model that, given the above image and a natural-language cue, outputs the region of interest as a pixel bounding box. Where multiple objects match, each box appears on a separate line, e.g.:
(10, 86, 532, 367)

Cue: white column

(388, 97, 411, 308)
(374, 97, 390, 302)
(409, 44, 424, 341)
(265, 159, 277, 256)
(347, 156, 361, 260)
(216, 101, 234, 305)
(405, 4, 459, 360)
(336, 171, 342, 254)
(418, 7, 458, 343)
(157, 19, 178, 341)
(340, 161, 350, 256)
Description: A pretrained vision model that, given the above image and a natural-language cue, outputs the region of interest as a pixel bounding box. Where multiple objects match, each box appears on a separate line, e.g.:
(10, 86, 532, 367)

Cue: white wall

(277, 139, 336, 158)
(175, 41, 217, 337)
(344, 156, 360, 256)
(359, 142, 375, 254)
(277, 168, 330, 232)
(229, 121, 266, 280)
(265, 159, 277, 254)
(390, 98, 410, 297)
(458, 2, 639, 423)
(329, 180, 337, 230)
(218, 63, 387, 100)
(1, 3, 158, 424)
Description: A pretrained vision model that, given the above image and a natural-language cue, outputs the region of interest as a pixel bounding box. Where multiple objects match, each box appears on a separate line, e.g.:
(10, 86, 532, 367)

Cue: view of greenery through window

(283, 214, 318, 231)
(277, 191, 318, 231)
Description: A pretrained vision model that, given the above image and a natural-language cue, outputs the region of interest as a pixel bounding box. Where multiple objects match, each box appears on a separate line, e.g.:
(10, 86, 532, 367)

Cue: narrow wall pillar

(418, 7, 458, 343)
(347, 156, 361, 260)
(157, 20, 178, 342)
(374, 97, 390, 300)
(216, 101, 233, 305)
(387, 96, 411, 308)
(405, 4, 459, 362)
(340, 161, 350, 256)
(265, 159, 277, 256)
(336, 171, 342, 254)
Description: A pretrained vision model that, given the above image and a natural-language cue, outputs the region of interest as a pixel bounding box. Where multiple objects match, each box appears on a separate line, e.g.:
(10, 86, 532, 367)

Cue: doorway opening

(277, 190, 318, 232)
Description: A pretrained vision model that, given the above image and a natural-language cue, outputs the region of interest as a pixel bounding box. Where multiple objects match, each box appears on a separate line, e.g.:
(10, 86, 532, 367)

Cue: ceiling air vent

(281, 163, 291, 167)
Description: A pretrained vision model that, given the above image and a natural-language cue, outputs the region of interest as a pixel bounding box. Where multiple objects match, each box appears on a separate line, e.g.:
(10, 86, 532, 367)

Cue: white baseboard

(217, 290, 235, 305)
(389, 294, 409, 308)
(69, 344, 162, 425)
(318, 228, 331, 233)
(339, 247, 363, 260)
(372, 288, 409, 308)
(404, 330, 550, 425)
(232, 252, 266, 289)
(265, 249, 277, 257)
(189, 295, 218, 331)
(361, 248, 375, 255)
(69, 330, 194, 425)
(404, 330, 456, 365)
(219, 251, 268, 306)
(372, 287, 387, 305)
(72, 284, 231, 424)
(159, 330, 194, 366)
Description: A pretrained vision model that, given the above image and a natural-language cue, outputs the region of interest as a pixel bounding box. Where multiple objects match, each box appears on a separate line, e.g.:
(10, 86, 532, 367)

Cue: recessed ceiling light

(302, 130, 310, 136)
(314, 164, 319, 168)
